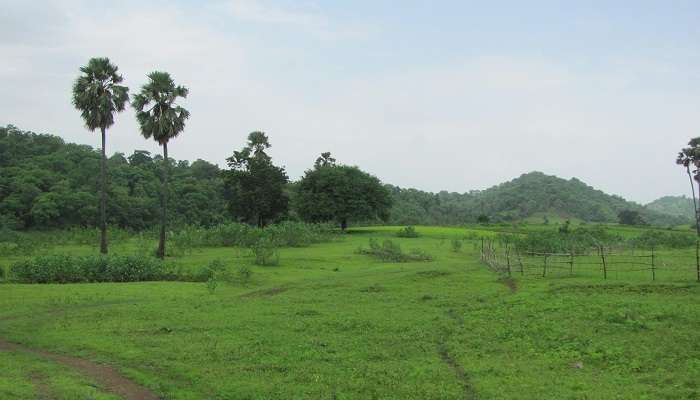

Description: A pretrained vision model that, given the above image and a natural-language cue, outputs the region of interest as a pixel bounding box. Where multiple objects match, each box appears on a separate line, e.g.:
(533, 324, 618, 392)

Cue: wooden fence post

(569, 249, 574, 276)
(506, 245, 512, 277)
(695, 239, 700, 283)
(600, 246, 607, 280)
(542, 254, 548, 277)
(518, 252, 524, 276)
(651, 245, 656, 281)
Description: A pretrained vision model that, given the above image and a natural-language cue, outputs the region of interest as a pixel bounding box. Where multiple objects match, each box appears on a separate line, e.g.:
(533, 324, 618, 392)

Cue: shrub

(631, 230, 696, 249)
(251, 238, 280, 266)
(10, 255, 175, 284)
(396, 226, 419, 238)
(357, 238, 433, 262)
(450, 239, 463, 252)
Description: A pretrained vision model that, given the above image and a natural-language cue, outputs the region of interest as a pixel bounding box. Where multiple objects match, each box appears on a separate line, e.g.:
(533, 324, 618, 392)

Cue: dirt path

(0, 338, 159, 400)
(437, 343, 476, 400)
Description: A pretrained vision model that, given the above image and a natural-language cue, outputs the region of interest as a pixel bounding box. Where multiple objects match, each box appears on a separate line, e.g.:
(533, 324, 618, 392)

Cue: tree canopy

(295, 156, 392, 229)
(223, 132, 289, 227)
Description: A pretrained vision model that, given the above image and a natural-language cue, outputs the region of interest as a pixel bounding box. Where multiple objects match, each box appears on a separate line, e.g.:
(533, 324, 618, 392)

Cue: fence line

(479, 238, 700, 282)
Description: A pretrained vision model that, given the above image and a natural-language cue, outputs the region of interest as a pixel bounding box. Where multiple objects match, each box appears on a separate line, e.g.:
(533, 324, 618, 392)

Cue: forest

(1, 124, 689, 234)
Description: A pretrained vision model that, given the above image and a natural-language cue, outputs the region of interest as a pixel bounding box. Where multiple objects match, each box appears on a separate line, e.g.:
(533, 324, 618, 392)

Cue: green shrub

(357, 239, 433, 262)
(450, 239, 463, 252)
(631, 230, 696, 249)
(10, 255, 175, 283)
(396, 226, 419, 238)
(251, 238, 280, 266)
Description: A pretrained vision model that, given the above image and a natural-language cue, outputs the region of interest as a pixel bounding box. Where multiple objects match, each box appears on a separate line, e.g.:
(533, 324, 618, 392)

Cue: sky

(1, 0, 698, 204)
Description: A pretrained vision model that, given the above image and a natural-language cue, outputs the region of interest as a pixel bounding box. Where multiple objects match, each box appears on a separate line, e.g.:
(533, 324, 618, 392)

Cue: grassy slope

(1, 226, 699, 399)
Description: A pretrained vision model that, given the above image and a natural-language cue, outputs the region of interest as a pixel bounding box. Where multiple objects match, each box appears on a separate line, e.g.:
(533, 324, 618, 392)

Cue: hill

(646, 195, 695, 221)
(388, 172, 690, 226)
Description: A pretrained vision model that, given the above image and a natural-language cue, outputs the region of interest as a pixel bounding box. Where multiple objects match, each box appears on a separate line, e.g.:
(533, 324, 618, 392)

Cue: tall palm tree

(677, 138, 700, 236)
(72, 57, 129, 254)
(132, 71, 189, 259)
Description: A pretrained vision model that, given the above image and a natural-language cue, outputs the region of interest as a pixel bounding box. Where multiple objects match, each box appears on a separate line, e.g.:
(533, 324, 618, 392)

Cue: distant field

(1, 225, 700, 399)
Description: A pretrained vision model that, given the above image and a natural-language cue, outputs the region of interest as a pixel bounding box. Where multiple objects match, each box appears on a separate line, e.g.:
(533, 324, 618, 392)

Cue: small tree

(223, 132, 289, 227)
(295, 153, 392, 230)
(132, 71, 190, 258)
(72, 57, 129, 254)
(618, 210, 646, 226)
(677, 138, 700, 236)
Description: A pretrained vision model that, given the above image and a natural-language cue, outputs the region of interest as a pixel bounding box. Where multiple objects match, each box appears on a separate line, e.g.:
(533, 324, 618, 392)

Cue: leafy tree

(71, 57, 129, 253)
(132, 72, 190, 258)
(618, 209, 646, 226)
(295, 154, 392, 230)
(677, 138, 700, 235)
(477, 214, 490, 224)
(315, 152, 336, 168)
(223, 132, 289, 227)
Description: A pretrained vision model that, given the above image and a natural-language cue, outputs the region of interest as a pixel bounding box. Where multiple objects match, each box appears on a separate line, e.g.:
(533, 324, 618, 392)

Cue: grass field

(2, 225, 700, 399)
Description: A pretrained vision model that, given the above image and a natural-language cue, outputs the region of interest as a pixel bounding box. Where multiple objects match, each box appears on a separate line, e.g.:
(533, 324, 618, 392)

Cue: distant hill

(646, 196, 695, 221)
(388, 172, 691, 226)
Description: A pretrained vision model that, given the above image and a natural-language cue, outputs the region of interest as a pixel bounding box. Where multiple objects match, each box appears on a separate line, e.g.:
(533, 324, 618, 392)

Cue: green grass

(1, 226, 699, 399)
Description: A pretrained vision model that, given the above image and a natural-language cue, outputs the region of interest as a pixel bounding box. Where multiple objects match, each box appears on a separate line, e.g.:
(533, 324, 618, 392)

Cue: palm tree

(677, 138, 700, 236)
(72, 57, 129, 254)
(132, 72, 189, 258)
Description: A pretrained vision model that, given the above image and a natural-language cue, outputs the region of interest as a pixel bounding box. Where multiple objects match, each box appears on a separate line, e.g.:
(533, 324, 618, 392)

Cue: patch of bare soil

(0, 339, 159, 400)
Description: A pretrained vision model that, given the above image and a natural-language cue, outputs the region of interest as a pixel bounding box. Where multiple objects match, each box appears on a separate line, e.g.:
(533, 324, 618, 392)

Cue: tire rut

(0, 338, 159, 400)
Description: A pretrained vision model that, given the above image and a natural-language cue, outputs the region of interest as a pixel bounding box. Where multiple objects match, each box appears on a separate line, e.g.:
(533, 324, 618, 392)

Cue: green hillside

(388, 172, 690, 226)
(646, 195, 695, 221)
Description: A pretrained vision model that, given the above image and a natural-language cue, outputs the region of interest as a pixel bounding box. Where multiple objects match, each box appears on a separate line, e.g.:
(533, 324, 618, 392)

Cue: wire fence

(479, 239, 700, 282)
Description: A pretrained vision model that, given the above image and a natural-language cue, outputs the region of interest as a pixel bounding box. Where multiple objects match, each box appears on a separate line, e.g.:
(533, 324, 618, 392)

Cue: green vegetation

(1, 225, 699, 399)
(294, 155, 393, 230)
(396, 225, 419, 238)
(10, 255, 173, 284)
(388, 172, 689, 226)
(646, 195, 694, 220)
(132, 71, 190, 259)
(223, 132, 289, 227)
(71, 57, 129, 255)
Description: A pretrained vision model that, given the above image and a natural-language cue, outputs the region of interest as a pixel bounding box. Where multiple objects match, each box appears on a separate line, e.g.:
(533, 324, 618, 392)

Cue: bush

(357, 238, 433, 262)
(631, 230, 696, 249)
(10, 255, 176, 283)
(396, 226, 419, 238)
(251, 238, 280, 266)
(450, 239, 463, 252)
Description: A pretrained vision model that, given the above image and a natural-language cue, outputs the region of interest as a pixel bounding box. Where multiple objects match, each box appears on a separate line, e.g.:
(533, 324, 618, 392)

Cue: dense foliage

(0, 126, 689, 231)
(0, 125, 226, 230)
(294, 160, 392, 229)
(223, 132, 289, 227)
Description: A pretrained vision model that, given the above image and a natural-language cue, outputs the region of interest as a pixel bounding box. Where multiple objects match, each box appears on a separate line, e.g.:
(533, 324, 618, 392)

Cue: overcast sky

(1, 0, 698, 203)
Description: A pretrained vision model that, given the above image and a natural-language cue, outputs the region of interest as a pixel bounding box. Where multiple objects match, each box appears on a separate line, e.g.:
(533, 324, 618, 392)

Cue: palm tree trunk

(157, 141, 169, 259)
(100, 127, 108, 254)
(692, 166, 700, 236)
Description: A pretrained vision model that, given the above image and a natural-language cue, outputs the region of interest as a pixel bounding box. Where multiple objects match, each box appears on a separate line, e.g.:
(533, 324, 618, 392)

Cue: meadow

(1, 224, 700, 399)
